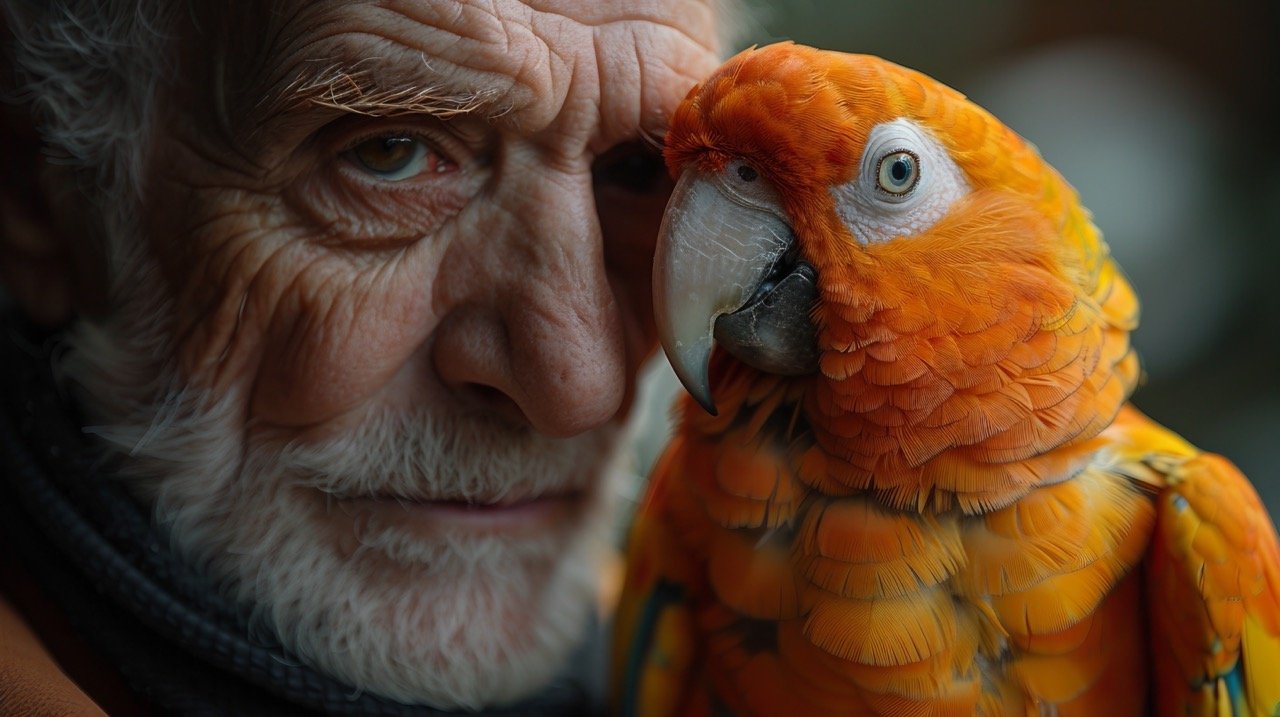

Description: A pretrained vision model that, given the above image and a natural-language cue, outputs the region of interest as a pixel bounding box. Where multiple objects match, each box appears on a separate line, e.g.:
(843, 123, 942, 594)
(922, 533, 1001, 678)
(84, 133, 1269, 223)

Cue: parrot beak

(653, 171, 819, 415)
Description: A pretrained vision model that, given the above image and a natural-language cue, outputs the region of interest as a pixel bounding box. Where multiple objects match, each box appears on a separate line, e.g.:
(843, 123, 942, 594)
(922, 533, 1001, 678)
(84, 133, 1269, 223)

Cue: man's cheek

(161, 204, 315, 391)
(162, 211, 442, 432)
(243, 254, 444, 433)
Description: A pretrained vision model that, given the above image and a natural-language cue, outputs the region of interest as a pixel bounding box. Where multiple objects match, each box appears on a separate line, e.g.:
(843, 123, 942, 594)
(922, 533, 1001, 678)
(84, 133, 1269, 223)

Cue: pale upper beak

(653, 170, 819, 415)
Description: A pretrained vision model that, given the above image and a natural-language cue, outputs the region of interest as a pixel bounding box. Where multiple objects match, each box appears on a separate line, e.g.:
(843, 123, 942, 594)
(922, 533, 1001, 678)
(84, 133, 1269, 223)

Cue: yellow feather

(1242, 611, 1280, 716)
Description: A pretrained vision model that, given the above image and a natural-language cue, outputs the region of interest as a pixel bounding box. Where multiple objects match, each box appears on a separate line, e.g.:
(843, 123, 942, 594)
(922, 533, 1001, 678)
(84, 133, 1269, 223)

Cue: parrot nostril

(747, 243, 802, 307)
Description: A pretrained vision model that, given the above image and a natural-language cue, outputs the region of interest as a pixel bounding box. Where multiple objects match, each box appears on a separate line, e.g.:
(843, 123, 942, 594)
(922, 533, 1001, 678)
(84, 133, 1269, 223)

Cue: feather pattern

(613, 43, 1280, 716)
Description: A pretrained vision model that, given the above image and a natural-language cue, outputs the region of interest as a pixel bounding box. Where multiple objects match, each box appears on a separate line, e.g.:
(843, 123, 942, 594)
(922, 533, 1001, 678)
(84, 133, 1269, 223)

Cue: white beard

(67, 319, 624, 710)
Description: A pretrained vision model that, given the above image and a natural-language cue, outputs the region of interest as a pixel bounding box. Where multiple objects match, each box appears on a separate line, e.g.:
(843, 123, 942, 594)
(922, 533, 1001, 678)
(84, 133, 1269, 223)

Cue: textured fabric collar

(0, 316, 603, 717)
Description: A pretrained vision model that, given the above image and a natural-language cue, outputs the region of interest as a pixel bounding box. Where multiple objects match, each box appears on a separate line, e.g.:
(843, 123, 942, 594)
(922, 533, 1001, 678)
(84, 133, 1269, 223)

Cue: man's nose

(431, 171, 628, 437)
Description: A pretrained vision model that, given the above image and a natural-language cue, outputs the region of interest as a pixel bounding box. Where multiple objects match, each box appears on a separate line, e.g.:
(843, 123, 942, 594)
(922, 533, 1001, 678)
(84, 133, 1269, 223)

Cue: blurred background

(623, 0, 1280, 516)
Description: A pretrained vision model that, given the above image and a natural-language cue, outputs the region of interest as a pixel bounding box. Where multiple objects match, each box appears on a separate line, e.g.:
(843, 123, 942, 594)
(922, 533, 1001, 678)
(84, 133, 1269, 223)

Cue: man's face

(71, 0, 721, 707)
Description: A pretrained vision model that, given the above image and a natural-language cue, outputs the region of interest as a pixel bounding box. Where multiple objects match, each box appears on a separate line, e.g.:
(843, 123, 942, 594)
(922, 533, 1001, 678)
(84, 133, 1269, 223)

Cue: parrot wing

(611, 436, 703, 717)
(1140, 446, 1280, 716)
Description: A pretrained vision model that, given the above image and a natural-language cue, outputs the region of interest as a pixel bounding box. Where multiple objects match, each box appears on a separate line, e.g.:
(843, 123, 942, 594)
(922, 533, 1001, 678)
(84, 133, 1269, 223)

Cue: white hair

(2, 0, 186, 355)
(4, 0, 186, 414)
(3, 0, 175, 195)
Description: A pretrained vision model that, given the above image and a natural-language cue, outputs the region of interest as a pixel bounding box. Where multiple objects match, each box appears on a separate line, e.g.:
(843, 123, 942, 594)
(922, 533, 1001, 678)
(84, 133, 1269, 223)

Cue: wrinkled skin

(157, 0, 720, 442)
(0, 0, 724, 708)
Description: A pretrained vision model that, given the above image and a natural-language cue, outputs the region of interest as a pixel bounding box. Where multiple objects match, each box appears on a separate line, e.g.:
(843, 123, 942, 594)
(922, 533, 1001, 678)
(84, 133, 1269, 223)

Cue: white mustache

(281, 406, 619, 505)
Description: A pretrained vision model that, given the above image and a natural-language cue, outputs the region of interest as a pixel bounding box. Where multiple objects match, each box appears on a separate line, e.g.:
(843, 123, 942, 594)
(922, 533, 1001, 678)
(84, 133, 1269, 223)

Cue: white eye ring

(875, 150, 920, 196)
(830, 118, 970, 244)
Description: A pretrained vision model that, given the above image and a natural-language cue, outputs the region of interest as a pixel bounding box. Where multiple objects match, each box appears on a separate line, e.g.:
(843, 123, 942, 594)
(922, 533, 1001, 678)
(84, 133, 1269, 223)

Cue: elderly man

(0, 1, 727, 714)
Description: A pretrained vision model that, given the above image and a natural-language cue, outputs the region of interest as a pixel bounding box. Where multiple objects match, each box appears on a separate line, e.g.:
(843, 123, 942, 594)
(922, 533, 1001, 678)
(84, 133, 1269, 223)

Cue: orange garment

(0, 547, 151, 717)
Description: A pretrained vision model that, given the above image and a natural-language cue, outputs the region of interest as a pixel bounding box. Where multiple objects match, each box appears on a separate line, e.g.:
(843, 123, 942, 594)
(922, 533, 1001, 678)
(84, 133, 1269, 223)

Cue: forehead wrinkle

(524, 0, 719, 56)
(382, 0, 573, 134)
(216, 0, 718, 157)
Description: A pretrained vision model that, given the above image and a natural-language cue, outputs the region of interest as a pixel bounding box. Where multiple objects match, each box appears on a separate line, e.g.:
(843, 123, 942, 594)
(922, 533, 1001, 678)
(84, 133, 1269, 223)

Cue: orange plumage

(614, 43, 1280, 716)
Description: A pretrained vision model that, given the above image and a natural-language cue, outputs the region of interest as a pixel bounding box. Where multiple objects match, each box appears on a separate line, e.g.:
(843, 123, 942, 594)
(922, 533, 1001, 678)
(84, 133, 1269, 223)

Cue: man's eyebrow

(260, 58, 513, 121)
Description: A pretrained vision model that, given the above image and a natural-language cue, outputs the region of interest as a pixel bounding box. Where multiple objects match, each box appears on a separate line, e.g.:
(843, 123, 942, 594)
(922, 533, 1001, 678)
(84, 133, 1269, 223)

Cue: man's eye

(346, 135, 454, 182)
(593, 142, 667, 195)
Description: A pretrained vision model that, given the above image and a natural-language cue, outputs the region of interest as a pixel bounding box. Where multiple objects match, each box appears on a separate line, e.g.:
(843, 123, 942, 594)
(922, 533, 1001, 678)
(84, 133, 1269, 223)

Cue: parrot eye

(832, 118, 970, 244)
(876, 150, 920, 195)
(737, 164, 759, 182)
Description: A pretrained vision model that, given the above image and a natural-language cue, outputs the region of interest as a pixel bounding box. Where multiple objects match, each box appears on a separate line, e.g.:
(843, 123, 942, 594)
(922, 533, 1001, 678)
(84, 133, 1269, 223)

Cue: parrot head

(655, 43, 1141, 509)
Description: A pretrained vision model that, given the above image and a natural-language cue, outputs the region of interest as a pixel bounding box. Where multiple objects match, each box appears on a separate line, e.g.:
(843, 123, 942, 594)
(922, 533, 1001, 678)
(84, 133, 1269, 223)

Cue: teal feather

(619, 580, 684, 717)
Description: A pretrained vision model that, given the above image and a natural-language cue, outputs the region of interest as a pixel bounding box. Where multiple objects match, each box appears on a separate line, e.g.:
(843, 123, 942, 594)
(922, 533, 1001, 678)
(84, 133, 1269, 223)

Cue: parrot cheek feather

(794, 204, 1135, 510)
(819, 350, 866, 381)
(861, 355, 930, 386)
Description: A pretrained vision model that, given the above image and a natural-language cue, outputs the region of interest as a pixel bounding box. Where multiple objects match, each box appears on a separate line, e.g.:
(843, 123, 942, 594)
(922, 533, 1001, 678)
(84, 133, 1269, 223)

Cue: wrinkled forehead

(186, 0, 723, 151)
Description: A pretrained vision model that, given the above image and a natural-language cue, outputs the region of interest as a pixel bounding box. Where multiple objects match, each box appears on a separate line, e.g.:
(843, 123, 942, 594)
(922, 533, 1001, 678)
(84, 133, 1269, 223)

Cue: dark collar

(0, 315, 603, 716)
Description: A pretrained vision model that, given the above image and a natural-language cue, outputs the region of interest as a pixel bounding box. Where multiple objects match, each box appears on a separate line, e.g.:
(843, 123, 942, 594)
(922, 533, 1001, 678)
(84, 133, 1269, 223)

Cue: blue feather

(1222, 661, 1247, 715)
(620, 580, 685, 717)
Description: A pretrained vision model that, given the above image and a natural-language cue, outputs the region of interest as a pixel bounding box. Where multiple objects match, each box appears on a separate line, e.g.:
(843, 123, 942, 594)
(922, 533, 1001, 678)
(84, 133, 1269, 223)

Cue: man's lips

(333, 490, 586, 533)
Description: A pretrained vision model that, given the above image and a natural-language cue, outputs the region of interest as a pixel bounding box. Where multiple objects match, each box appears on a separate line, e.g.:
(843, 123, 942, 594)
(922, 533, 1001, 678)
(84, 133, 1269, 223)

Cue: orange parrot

(612, 42, 1280, 716)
